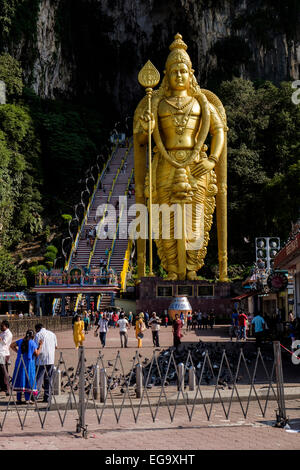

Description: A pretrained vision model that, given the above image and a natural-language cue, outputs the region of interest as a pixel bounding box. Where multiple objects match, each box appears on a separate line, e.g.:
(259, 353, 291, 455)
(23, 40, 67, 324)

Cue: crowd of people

(0, 320, 57, 405)
(70, 309, 215, 351)
(229, 308, 299, 348)
(70, 307, 299, 352)
(1, 307, 298, 404)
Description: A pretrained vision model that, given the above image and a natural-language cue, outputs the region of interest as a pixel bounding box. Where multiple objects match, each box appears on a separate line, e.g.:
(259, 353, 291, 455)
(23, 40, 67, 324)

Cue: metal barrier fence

(0, 341, 292, 437)
(4, 317, 73, 337)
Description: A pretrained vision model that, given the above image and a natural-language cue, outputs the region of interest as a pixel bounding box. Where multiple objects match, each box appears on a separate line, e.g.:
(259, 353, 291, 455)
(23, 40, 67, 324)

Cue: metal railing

(6, 317, 73, 337)
(0, 341, 293, 437)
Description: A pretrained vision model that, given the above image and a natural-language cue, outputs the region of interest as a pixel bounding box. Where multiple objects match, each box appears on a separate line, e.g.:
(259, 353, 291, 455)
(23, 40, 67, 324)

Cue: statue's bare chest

(157, 97, 201, 148)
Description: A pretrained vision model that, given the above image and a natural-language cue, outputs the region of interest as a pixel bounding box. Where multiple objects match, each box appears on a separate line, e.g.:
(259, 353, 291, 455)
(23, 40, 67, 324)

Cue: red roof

(232, 292, 255, 301)
(274, 232, 300, 269)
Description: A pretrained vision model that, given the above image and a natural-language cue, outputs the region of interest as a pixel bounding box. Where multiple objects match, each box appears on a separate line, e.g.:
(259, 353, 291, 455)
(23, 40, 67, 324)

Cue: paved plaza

(0, 324, 300, 450)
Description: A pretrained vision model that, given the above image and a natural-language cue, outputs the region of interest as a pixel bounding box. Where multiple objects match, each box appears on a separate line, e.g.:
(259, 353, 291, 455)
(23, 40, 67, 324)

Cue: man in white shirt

(0, 321, 13, 395)
(117, 313, 130, 348)
(95, 313, 109, 348)
(148, 312, 161, 347)
(35, 323, 58, 403)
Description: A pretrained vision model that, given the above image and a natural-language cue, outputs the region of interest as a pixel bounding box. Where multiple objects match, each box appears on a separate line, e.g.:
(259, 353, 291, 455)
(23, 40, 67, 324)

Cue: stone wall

(136, 277, 233, 318)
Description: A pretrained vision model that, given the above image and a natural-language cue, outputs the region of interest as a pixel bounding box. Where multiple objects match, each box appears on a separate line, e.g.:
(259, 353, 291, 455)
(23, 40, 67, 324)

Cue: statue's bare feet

(166, 272, 178, 281)
(187, 270, 198, 280)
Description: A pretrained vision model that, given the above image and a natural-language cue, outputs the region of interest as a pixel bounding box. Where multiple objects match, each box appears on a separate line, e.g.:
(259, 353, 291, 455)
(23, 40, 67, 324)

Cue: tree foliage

(217, 77, 300, 265)
(0, 247, 27, 290)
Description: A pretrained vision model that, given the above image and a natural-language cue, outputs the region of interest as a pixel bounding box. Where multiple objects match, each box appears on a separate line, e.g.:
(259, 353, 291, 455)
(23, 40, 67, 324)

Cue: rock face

(32, 0, 73, 98)
(8, 0, 300, 117)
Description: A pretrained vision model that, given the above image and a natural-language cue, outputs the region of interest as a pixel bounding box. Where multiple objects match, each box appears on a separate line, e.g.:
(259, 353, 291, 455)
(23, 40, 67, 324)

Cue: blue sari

(12, 339, 38, 397)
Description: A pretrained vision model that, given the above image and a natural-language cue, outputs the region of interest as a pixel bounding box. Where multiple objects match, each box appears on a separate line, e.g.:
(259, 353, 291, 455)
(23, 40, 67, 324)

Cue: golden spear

(138, 60, 160, 277)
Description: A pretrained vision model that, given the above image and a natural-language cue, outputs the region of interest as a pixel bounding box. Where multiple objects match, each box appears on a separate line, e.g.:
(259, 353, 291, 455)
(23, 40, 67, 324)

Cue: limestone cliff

(4, 0, 300, 118)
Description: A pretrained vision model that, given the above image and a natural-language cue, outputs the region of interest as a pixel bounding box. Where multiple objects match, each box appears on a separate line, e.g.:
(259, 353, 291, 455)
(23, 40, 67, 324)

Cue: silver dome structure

(168, 296, 192, 321)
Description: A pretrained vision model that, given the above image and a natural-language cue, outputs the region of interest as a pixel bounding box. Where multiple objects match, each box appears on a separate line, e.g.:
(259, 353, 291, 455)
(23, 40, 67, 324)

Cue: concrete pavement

(0, 324, 299, 450)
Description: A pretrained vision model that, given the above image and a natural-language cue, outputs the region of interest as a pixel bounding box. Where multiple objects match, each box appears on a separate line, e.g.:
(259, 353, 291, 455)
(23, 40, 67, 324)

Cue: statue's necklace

(165, 97, 195, 135)
(165, 96, 193, 111)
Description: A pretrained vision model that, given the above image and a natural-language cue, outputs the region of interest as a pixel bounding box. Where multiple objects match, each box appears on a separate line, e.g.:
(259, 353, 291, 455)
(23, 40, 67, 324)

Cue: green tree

(0, 53, 23, 98)
(0, 247, 27, 290)
(217, 78, 300, 265)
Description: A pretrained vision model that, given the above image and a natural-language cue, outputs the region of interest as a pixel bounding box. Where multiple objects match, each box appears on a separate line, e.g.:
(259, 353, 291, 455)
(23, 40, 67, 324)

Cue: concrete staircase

(71, 146, 134, 270)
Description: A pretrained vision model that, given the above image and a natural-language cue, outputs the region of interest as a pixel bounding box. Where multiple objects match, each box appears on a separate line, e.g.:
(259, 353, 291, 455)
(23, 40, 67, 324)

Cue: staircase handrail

(119, 239, 133, 293)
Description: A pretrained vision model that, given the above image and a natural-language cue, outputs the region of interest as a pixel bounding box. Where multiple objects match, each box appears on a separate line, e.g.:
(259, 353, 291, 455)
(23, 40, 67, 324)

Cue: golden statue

(133, 33, 228, 282)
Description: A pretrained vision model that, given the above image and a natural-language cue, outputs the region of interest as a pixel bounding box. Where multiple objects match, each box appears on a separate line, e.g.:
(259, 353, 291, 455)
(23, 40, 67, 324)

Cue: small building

(274, 231, 300, 318)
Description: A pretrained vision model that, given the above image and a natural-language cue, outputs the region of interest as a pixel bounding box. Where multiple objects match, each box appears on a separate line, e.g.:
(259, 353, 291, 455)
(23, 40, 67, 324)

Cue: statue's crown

(169, 33, 188, 52)
(165, 33, 192, 70)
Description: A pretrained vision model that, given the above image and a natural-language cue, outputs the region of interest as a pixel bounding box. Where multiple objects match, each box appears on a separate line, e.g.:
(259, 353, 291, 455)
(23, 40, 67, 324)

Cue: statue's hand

(139, 110, 155, 134)
(193, 158, 215, 177)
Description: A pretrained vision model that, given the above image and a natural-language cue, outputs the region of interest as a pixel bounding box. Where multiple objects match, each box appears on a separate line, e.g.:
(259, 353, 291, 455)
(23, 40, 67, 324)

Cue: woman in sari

(73, 315, 85, 349)
(172, 314, 183, 349)
(10, 329, 43, 404)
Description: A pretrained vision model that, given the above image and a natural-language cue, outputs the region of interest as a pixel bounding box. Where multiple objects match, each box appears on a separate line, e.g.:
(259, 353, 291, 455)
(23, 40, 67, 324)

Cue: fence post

(189, 366, 196, 391)
(93, 365, 100, 399)
(100, 368, 107, 403)
(76, 346, 88, 437)
(53, 367, 61, 395)
(273, 341, 288, 428)
(136, 364, 143, 398)
(177, 362, 185, 392)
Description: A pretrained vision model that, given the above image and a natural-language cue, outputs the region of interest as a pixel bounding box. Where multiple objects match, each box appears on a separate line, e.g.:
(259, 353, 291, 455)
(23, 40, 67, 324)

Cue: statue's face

(167, 62, 191, 91)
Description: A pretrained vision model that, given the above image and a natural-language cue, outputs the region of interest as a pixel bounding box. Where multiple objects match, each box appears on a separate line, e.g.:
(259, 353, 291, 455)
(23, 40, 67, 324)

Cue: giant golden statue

(133, 33, 228, 282)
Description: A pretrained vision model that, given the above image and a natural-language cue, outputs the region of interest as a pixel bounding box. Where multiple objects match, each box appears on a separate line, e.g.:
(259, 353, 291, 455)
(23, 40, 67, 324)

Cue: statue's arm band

(208, 154, 218, 163)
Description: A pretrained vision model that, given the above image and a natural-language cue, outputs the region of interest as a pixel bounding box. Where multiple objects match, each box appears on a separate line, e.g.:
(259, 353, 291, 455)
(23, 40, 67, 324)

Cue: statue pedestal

(136, 277, 233, 319)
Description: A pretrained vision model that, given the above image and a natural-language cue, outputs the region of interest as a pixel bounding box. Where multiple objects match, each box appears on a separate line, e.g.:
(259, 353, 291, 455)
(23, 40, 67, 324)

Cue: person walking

(117, 313, 130, 348)
(238, 311, 248, 341)
(197, 311, 202, 330)
(251, 312, 265, 348)
(73, 315, 85, 349)
(172, 314, 183, 349)
(148, 312, 161, 347)
(230, 309, 239, 340)
(34, 323, 58, 403)
(0, 320, 12, 396)
(209, 311, 215, 329)
(83, 312, 90, 334)
(10, 330, 43, 404)
(95, 313, 109, 348)
(112, 312, 119, 328)
(135, 313, 145, 348)
(186, 312, 192, 331)
(128, 311, 133, 326)
(247, 312, 253, 337)
(202, 312, 208, 330)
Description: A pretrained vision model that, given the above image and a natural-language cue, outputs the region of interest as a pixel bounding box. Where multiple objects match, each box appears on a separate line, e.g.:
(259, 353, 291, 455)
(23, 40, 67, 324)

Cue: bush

(45, 251, 56, 262)
(61, 214, 72, 222)
(46, 245, 58, 255)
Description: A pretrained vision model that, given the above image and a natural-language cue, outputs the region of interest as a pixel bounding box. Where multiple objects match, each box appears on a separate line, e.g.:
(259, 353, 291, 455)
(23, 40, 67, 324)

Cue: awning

(232, 292, 255, 301)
